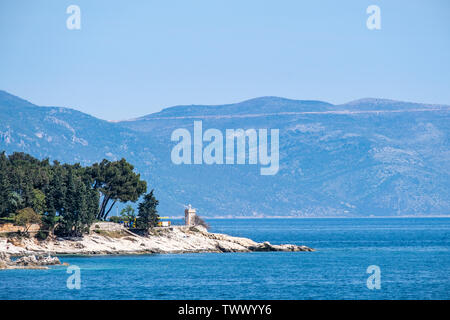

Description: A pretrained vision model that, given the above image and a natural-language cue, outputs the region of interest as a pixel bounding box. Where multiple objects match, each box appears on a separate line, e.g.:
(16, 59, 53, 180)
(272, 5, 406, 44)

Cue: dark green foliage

(0, 152, 11, 216)
(120, 204, 136, 222)
(0, 151, 150, 237)
(89, 159, 147, 220)
(40, 162, 65, 237)
(55, 167, 98, 237)
(137, 190, 159, 229)
(14, 207, 41, 235)
(109, 216, 122, 224)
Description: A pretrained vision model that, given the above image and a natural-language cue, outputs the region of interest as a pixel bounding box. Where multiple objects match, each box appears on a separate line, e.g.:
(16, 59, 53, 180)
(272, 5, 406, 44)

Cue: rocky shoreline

(0, 252, 64, 270)
(0, 223, 314, 269)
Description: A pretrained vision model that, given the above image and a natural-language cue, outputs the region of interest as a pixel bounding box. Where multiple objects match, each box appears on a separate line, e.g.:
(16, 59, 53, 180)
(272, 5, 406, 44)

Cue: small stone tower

(184, 204, 196, 226)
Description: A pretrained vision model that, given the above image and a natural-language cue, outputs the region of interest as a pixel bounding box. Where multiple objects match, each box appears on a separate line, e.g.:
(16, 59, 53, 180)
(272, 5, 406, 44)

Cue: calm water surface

(0, 218, 449, 299)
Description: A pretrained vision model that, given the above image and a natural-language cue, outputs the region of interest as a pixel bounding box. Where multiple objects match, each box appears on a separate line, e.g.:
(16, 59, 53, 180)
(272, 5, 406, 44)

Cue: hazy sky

(0, 0, 449, 120)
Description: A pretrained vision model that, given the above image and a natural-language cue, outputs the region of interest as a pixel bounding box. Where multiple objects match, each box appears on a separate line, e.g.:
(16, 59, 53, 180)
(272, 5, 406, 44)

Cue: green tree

(137, 190, 159, 229)
(0, 152, 11, 217)
(7, 191, 24, 216)
(56, 168, 97, 237)
(40, 163, 66, 237)
(120, 205, 136, 221)
(90, 159, 147, 220)
(7, 152, 43, 210)
(0, 151, 148, 238)
(31, 189, 46, 214)
(14, 207, 41, 235)
(0, 174, 10, 217)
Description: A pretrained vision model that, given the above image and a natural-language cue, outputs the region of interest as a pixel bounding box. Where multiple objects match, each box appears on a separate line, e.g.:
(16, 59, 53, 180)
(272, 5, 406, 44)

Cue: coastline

(182, 215, 450, 219)
(0, 222, 314, 269)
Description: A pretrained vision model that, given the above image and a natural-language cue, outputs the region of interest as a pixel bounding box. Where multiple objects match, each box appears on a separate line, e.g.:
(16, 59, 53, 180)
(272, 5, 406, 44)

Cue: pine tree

(0, 173, 10, 217)
(57, 168, 78, 236)
(90, 158, 147, 220)
(56, 167, 99, 237)
(0, 152, 11, 217)
(137, 190, 159, 229)
(0, 151, 149, 237)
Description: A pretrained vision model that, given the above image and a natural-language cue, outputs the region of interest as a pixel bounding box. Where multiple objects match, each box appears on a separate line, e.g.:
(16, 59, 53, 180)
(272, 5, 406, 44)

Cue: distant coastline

(166, 215, 450, 219)
(2, 90, 449, 218)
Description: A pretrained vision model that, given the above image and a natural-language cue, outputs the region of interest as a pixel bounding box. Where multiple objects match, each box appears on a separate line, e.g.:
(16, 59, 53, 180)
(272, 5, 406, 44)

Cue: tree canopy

(120, 204, 137, 223)
(89, 159, 147, 220)
(0, 151, 151, 237)
(137, 190, 159, 229)
(14, 207, 41, 235)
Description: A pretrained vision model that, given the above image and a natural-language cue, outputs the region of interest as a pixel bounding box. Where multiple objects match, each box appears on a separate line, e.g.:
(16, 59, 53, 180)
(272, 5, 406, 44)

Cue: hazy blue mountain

(1, 90, 449, 217)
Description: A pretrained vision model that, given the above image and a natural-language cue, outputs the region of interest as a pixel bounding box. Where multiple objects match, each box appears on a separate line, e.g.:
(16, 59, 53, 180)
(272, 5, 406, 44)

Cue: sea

(0, 218, 449, 300)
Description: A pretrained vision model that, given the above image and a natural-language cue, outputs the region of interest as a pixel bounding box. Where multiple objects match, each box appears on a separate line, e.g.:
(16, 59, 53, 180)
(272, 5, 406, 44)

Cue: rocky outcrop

(0, 251, 62, 270)
(249, 241, 315, 252)
(0, 252, 11, 269)
(0, 223, 314, 257)
(14, 255, 61, 267)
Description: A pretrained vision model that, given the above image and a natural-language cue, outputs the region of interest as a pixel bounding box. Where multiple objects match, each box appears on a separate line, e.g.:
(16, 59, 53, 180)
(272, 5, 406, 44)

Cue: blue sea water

(0, 218, 449, 300)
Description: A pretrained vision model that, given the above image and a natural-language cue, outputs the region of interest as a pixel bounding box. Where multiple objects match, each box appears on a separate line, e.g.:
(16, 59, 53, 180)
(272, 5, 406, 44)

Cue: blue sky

(0, 0, 449, 120)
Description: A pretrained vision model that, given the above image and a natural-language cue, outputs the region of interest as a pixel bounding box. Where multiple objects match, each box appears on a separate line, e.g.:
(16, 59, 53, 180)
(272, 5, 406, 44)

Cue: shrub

(109, 216, 122, 224)
(193, 215, 210, 230)
(14, 207, 41, 235)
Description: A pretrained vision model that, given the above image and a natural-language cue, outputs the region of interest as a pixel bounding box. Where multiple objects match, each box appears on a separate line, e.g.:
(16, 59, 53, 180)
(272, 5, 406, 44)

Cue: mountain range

(1, 90, 449, 217)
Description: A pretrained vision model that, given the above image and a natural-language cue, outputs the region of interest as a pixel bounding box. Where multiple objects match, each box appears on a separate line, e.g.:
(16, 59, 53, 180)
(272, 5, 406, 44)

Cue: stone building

(184, 204, 196, 226)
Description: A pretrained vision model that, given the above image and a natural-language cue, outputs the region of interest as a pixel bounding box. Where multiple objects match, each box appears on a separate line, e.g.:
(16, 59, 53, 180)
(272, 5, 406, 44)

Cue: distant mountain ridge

(133, 97, 334, 120)
(1, 90, 449, 217)
(130, 96, 448, 121)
